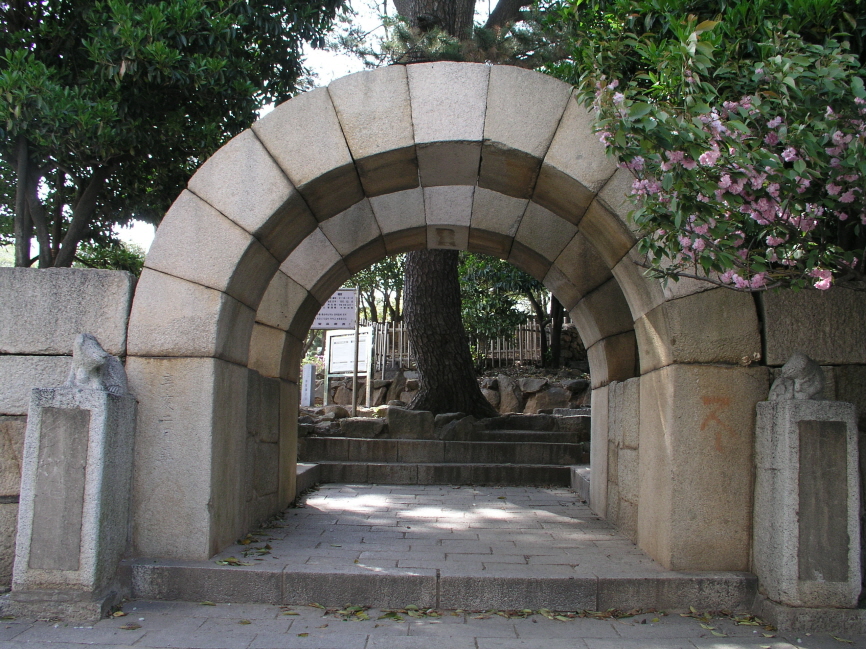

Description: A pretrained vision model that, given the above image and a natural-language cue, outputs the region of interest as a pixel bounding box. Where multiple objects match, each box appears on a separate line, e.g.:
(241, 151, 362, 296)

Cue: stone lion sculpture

(65, 333, 129, 396)
(768, 352, 824, 401)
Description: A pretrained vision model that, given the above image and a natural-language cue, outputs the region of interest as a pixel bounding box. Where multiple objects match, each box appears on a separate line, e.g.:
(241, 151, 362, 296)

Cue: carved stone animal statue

(768, 352, 824, 401)
(65, 333, 129, 396)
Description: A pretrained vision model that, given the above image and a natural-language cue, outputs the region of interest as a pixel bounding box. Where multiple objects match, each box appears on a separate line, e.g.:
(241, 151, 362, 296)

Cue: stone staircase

(298, 411, 590, 486)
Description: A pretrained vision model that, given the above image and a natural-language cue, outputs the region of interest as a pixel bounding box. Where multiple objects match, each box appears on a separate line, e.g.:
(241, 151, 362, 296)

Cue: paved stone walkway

(214, 484, 662, 577)
(2, 599, 865, 648)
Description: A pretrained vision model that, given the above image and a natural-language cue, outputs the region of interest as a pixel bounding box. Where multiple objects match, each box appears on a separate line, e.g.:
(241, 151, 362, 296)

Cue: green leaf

(629, 102, 653, 118)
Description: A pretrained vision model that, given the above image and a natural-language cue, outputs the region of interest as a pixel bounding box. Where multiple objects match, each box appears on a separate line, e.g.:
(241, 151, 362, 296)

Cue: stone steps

(312, 461, 573, 485)
(299, 437, 589, 465)
(448, 429, 587, 444)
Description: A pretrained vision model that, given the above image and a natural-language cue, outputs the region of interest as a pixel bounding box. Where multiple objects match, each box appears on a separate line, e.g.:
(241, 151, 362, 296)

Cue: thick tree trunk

(548, 296, 563, 368)
(393, 0, 475, 38)
(404, 250, 498, 417)
(13, 135, 33, 267)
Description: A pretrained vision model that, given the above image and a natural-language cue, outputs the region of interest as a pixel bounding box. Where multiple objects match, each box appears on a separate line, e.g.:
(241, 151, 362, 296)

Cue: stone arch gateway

(125, 62, 768, 571)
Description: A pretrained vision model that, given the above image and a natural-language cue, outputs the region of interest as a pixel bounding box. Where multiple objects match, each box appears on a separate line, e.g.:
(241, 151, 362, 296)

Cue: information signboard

(312, 289, 356, 329)
(327, 329, 371, 374)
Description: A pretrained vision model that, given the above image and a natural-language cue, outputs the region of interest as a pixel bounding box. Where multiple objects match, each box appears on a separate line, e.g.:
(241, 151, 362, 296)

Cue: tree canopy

(1, 0, 344, 267)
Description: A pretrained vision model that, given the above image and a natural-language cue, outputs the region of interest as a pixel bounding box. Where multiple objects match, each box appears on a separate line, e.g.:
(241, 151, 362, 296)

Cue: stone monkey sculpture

(65, 333, 129, 396)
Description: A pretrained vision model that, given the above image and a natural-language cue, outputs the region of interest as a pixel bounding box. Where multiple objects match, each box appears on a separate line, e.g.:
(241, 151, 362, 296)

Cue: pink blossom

(692, 238, 706, 252)
(781, 147, 798, 162)
(733, 273, 750, 288)
(825, 106, 835, 117)
(699, 149, 721, 166)
(767, 116, 782, 128)
(809, 268, 833, 290)
(718, 174, 732, 189)
(723, 101, 739, 112)
(625, 156, 645, 171)
(697, 193, 710, 203)
(832, 131, 851, 145)
(599, 131, 613, 146)
(840, 190, 856, 203)
(660, 161, 673, 171)
(681, 158, 697, 170)
(826, 146, 843, 156)
(764, 132, 780, 146)
(607, 79, 619, 89)
(766, 235, 786, 246)
(830, 157, 842, 168)
(693, 223, 710, 235)
(613, 92, 625, 104)
(837, 212, 849, 221)
(797, 177, 811, 193)
(826, 183, 842, 196)
(767, 183, 780, 198)
(750, 273, 767, 289)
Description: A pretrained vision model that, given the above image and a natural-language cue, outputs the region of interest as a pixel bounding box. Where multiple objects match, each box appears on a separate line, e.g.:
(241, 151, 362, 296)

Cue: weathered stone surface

(609, 377, 640, 450)
(0, 416, 25, 496)
(579, 200, 637, 269)
(0, 268, 134, 356)
(247, 371, 280, 444)
(248, 323, 287, 379)
(637, 363, 768, 571)
(829, 365, 866, 431)
(279, 379, 299, 507)
(279, 227, 350, 303)
(0, 502, 17, 587)
(611, 246, 666, 322)
(534, 98, 617, 223)
(541, 265, 582, 312)
(408, 62, 489, 186)
(563, 379, 590, 394)
(340, 417, 386, 438)
(424, 186, 473, 230)
(754, 400, 860, 608)
(186, 129, 318, 261)
(322, 405, 350, 419)
(369, 188, 426, 245)
(436, 415, 476, 441)
(570, 278, 634, 349)
(127, 357, 247, 560)
(481, 388, 500, 409)
(470, 187, 527, 238)
(586, 331, 638, 389)
(145, 190, 279, 310)
(252, 87, 364, 220)
(768, 352, 825, 401)
(595, 166, 638, 229)
(434, 412, 467, 428)
(0, 355, 70, 416)
(508, 241, 551, 282)
(319, 200, 382, 262)
(518, 378, 549, 394)
(634, 288, 761, 374)
(480, 67, 572, 196)
(386, 407, 434, 440)
(255, 272, 316, 332)
(127, 269, 255, 365)
(551, 232, 612, 299)
(497, 375, 525, 414)
(253, 442, 279, 497)
(428, 224, 469, 250)
(524, 387, 570, 414)
(514, 202, 577, 263)
(761, 287, 866, 365)
(328, 66, 418, 196)
(589, 386, 609, 517)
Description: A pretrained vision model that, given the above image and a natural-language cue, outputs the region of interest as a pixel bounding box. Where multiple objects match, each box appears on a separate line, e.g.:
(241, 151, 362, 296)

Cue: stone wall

(605, 378, 640, 542)
(0, 268, 135, 589)
(245, 370, 283, 529)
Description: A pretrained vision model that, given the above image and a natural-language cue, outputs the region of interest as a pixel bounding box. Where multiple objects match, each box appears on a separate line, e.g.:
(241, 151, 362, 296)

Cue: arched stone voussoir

(468, 229, 514, 259)
(551, 232, 613, 302)
(579, 199, 637, 271)
(569, 278, 634, 350)
(319, 200, 385, 274)
(249, 322, 288, 379)
(252, 87, 364, 222)
(145, 190, 279, 310)
(128, 269, 255, 365)
(480, 66, 573, 198)
(514, 202, 578, 267)
(328, 65, 419, 197)
(586, 330, 639, 389)
(634, 287, 762, 375)
(279, 227, 351, 304)
(534, 95, 618, 225)
(256, 271, 320, 335)
(408, 62, 489, 187)
(370, 188, 426, 254)
(186, 129, 318, 262)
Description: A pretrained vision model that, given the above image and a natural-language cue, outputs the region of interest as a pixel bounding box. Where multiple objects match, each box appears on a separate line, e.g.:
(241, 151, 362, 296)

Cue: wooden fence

(366, 320, 554, 375)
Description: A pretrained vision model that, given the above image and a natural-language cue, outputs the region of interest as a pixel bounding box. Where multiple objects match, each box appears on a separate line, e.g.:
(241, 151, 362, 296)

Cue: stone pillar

(301, 363, 315, 407)
(1, 337, 136, 622)
(754, 399, 860, 608)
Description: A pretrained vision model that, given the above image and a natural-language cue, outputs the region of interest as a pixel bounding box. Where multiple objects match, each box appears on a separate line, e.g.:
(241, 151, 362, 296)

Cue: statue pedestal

(754, 400, 860, 608)
(2, 387, 136, 622)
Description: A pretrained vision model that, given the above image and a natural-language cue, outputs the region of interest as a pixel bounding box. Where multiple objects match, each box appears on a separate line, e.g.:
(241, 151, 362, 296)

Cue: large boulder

(497, 374, 525, 414)
(524, 387, 572, 414)
(437, 415, 477, 441)
(386, 370, 407, 403)
(519, 377, 549, 393)
(340, 417, 386, 438)
(481, 388, 500, 409)
(386, 407, 434, 439)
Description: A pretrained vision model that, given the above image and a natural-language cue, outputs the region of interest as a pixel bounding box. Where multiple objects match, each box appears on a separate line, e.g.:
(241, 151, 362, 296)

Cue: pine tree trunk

(549, 296, 563, 367)
(404, 250, 498, 417)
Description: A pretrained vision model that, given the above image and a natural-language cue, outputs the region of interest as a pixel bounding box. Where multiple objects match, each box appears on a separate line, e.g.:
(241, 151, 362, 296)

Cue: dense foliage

(1, 0, 344, 267)
(545, 0, 866, 290)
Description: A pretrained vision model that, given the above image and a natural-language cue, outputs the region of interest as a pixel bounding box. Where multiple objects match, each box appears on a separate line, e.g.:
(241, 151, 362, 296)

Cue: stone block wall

(604, 378, 640, 542)
(245, 370, 283, 529)
(0, 268, 135, 589)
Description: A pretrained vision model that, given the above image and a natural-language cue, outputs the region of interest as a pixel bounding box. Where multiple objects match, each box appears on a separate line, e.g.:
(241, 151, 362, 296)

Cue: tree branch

(53, 164, 115, 267)
(484, 0, 529, 29)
